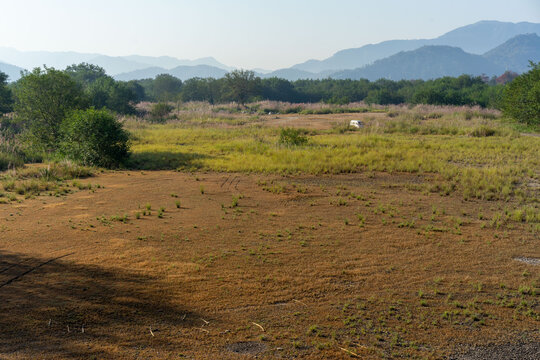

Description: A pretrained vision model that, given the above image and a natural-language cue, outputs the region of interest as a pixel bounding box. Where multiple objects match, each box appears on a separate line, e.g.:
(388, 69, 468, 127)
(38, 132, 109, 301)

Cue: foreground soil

(0, 171, 538, 359)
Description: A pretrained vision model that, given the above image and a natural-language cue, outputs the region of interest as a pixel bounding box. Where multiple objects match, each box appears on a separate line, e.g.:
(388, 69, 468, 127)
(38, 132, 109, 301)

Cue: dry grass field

(0, 106, 538, 359)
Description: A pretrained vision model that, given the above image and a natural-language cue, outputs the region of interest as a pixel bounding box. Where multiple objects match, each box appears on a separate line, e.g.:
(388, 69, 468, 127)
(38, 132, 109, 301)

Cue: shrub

(0, 151, 23, 171)
(150, 102, 175, 123)
(60, 108, 130, 168)
(14, 67, 86, 150)
(278, 128, 308, 146)
(470, 126, 496, 137)
(502, 62, 540, 125)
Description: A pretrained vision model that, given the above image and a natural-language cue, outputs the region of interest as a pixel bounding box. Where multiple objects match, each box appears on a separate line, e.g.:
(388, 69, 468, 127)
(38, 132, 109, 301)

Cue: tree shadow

(127, 151, 210, 171)
(0, 251, 199, 359)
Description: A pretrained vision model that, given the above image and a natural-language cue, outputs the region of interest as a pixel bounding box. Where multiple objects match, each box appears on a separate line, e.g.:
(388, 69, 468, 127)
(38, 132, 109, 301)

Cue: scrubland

(0, 104, 538, 359)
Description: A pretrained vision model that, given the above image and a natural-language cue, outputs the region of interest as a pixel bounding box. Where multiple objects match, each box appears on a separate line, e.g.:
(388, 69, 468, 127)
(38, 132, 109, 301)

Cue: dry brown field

(0, 110, 538, 359)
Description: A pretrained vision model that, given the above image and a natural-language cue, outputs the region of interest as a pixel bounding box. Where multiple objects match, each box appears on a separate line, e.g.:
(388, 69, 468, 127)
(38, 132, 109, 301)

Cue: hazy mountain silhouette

(2, 20, 539, 82)
(434, 21, 540, 53)
(483, 33, 540, 73)
(0, 47, 232, 76)
(261, 68, 321, 81)
(120, 55, 233, 71)
(114, 65, 228, 81)
(293, 21, 540, 73)
(0, 47, 96, 71)
(0, 61, 25, 81)
(84, 55, 150, 75)
(113, 67, 168, 81)
(332, 46, 504, 81)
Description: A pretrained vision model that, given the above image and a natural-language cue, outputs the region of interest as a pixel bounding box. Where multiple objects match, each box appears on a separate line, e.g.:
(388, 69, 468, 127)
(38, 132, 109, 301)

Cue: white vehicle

(349, 120, 363, 128)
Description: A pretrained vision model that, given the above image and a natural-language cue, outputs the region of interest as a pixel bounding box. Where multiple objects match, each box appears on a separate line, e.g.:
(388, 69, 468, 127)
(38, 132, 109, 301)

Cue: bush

(0, 151, 24, 171)
(278, 128, 309, 146)
(60, 108, 130, 168)
(0, 71, 13, 114)
(470, 126, 496, 137)
(14, 67, 86, 150)
(150, 102, 175, 123)
(502, 62, 540, 125)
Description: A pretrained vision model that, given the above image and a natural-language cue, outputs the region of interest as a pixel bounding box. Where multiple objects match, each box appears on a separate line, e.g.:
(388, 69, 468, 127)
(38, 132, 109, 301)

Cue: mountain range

(332, 46, 505, 81)
(291, 21, 540, 73)
(1, 21, 539, 83)
(0, 47, 232, 81)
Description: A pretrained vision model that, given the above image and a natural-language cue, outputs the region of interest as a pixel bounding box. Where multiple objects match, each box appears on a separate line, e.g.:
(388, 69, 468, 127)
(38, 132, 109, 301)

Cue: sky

(1, 0, 539, 70)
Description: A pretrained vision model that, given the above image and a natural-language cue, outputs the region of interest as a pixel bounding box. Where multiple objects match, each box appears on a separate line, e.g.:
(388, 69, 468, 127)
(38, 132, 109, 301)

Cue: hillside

(84, 55, 150, 75)
(0, 47, 232, 76)
(0, 61, 25, 81)
(120, 55, 233, 71)
(434, 20, 540, 54)
(483, 33, 540, 73)
(261, 68, 320, 81)
(332, 46, 504, 81)
(113, 67, 168, 81)
(114, 64, 228, 81)
(293, 20, 540, 73)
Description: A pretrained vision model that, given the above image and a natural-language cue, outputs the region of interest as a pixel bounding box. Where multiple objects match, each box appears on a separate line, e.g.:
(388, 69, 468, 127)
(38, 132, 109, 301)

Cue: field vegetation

(127, 105, 538, 204)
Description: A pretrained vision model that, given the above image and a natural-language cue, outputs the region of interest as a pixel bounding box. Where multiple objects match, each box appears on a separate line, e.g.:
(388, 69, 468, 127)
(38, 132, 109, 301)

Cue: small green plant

(110, 214, 129, 223)
(356, 213, 365, 227)
(306, 325, 320, 336)
(231, 195, 239, 207)
(200, 185, 205, 194)
(337, 198, 347, 206)
(278, 128, 308, 146)
(175, 200, 181, 208)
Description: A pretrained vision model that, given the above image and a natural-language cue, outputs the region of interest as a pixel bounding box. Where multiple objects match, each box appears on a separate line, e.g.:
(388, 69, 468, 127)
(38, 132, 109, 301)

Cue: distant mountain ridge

(292, 20, 540, 73)
(0, 47, 232, 76)
(332, 46, 505, 81)
(114, 65, 228, 81)
(1, 20, 539, 83)
(483, 33, 540, 73)
(0, 62, 25, 81)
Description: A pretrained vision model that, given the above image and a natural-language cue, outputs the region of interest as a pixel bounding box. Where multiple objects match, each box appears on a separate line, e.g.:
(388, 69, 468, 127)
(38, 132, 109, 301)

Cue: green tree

(151, 74, 183, 102)
(60, 108, 130, 168)
(86, 77, 137, 114)
(66, 63, 137, 114)
(65, 63, 107, 88)
(125, 80, 146, 102)
(502, 62, 540, 125)
(0, 71, 13, 114)
(224, 70, 260, 106)
(13, 67, 86, 150)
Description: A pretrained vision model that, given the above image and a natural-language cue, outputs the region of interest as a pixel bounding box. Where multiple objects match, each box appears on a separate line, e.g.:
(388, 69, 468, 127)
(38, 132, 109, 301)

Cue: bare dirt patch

(0, 171, 538, 359)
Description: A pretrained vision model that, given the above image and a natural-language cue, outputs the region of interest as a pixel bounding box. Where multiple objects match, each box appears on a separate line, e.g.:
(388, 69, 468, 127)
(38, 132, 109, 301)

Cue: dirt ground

(0, 170, 538, 359)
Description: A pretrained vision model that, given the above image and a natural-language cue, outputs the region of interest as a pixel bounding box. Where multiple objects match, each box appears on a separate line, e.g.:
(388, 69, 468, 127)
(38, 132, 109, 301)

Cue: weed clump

(278, 128, 308, 146)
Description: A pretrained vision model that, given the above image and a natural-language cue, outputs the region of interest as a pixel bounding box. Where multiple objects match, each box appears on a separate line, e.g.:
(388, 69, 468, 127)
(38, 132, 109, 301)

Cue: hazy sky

(1, 0, 539, 69)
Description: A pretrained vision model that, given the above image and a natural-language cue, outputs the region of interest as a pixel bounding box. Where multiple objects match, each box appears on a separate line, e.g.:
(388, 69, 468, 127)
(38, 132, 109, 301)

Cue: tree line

(140, 71, 505, 108)
(1, 64, 534, 116)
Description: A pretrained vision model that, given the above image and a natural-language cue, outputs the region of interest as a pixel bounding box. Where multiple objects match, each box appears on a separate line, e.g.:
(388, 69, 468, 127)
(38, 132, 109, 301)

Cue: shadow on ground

(0, 251, 198, 359)
(127, 151, 210, 171)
